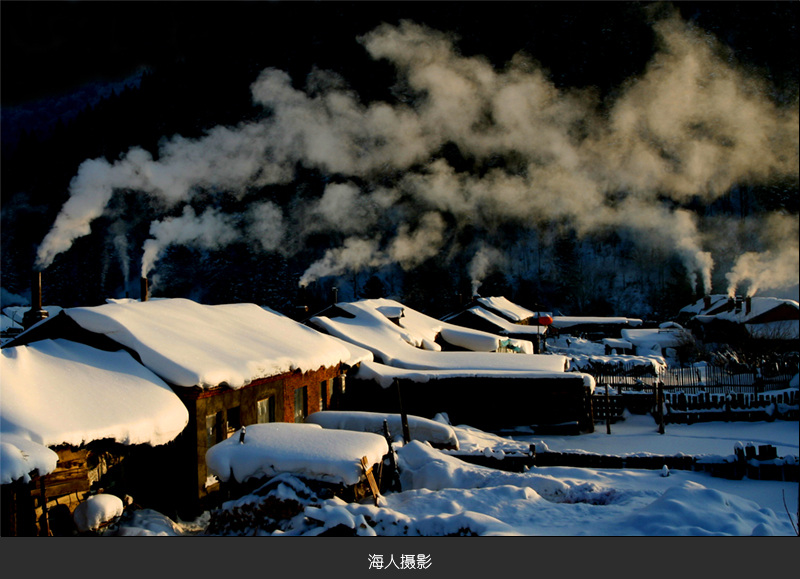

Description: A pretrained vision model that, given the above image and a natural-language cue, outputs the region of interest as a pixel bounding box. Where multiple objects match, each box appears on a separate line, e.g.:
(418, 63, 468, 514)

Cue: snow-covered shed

(307, 299, 596, 432)
(4, 297, 355, 514)
(206, 422, 391, 503)
(549, 315, 644, 340)
(0, 338, 189, 536)
(441, 296, 552, 353)
(678, 295, 799, 344)
(620, 324, 695, 360)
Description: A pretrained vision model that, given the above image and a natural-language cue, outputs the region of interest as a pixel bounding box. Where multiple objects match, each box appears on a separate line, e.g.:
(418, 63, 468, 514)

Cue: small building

(620, 323, 695, 362)
(4, 297, 355, 516)
(307, 298, 596, 433)
(678, 295, 799, 348)
(441, 296, 551, 353)
(549, 315, 644, 341)
(1, 338, 189, 536)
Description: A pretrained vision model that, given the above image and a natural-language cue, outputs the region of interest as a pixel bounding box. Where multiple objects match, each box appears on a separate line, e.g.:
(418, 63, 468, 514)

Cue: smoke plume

(141, 206, 240, 278)
(34, 9, 798, 301)
(725, 214, 800, 297)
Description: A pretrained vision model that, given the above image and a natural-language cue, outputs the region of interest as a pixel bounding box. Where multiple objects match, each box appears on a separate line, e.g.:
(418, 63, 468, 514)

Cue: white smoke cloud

(469, 243, 508, 296)
(245, 201, 287, 253)
(109, 220, 131, 285)
(725, 214, 800, 297)
(298, 237, 386, 288)
(387, 211, 447, 268)
(141, 206, 241, 278)
(34, 10, 798, 300)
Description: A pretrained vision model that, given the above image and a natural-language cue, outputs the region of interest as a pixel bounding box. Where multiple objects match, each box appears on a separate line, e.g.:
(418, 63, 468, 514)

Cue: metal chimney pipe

(140, 277, 149, 302)
(22, 270, 49, 329)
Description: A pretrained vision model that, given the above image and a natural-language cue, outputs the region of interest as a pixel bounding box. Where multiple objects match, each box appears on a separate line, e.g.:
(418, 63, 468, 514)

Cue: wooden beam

(361, 457, 381, 507)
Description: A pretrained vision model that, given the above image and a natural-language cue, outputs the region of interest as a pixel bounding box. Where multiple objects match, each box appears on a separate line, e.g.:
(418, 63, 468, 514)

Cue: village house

(440, 296, 552, 354)
(619, 323, 696, 365)
(677, 295, 799, 351)
(3, 297, 356, 517)
(1, 338, 189, 536)
(306, 298, 596, 433)
(548, 314, 644, 341)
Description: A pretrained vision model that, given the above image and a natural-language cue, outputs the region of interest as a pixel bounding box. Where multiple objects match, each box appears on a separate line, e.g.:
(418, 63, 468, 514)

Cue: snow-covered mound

(205, 422, 390, 486)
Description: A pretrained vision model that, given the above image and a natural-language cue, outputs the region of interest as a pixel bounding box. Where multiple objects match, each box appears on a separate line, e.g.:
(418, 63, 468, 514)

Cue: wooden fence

(588, 361, 796, 393)
(589, 361, 798, 424)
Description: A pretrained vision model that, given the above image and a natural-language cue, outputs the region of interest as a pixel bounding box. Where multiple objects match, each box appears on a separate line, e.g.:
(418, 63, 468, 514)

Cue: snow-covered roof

(679, 295, 800, 340)
(550, 316, 643, 329)
(353, 359, 597, 391)
(621, 327, 694, 352)
(305, 410, 459, 449)
(475, 296, 536, 322)
(60, 298, 353, 389)
(309, 298, 570, 374)
(1, 314, 23, 333)
(1, 338, 189, 480)
(680, 295, 799, 324)
(601, 338, 634, 349)
(2, 305, 63, 325)
(205, 422, 389, 486)
(458, 306, 547, 336)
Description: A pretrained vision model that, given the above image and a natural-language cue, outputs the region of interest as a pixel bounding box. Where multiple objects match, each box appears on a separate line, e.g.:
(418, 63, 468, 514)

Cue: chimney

(745, 296, 752, 315)
(22, 271, 49, 330)
(703, 295, 711, 310)
(140, 277, 149, 302)
(331, 286, 339, 305)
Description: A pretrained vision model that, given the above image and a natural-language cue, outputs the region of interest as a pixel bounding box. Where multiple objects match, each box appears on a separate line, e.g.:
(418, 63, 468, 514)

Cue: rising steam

(35, 9, 798, 300)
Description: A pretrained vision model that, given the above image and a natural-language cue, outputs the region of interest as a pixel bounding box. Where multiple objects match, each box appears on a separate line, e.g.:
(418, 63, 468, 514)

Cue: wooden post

(361, 457, 381, 507)
(382, 420, 400, 491)
(605, 383, 611, 434)
(657, 381, 665, 434)
(394, 378, 411, 444)
(38, 476, 50, 537)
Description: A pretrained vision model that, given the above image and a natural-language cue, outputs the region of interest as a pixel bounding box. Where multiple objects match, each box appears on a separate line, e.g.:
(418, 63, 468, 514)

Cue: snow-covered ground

(109, 412, 798, 538)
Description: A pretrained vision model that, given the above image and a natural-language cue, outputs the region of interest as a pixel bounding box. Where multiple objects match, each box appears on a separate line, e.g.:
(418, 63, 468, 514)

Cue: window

(206, 411, 223, 448)
(226, 406, 241, 439)
(320, 380, 329, 411)
(257, 396, 275, 424)
(294, 386, 308, 423)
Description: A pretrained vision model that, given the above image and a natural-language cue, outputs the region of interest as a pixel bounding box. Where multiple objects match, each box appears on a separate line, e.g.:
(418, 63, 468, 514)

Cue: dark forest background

(2, 1, 797, 320)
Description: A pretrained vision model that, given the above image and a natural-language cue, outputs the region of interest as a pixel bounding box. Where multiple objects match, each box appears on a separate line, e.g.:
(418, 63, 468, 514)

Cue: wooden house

(441, 296, 552, 354)
(549, 315, 644, 341)
(4, 297, 355, 517)
(1, 338, 189, 536)
(307, 298, 596, 433)
(678, 295, 799, 351)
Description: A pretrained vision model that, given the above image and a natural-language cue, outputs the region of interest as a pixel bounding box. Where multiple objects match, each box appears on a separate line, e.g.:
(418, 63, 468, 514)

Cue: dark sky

(2, 1, 796, 108)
